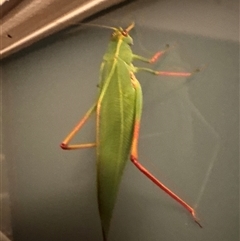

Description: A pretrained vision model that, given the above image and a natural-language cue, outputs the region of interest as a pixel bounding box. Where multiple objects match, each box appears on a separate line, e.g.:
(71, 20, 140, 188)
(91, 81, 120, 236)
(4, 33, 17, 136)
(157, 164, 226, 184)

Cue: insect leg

(132, 44, 201, 77)
(60, 104, 97, 150)
(130, 75, 202, 227)
(135, 66, 200, 77)
(133, 44, 172, 64)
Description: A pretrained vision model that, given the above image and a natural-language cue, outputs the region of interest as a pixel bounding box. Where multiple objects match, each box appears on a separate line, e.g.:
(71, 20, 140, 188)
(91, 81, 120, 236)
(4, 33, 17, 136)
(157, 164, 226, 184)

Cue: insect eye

(122, 31, 128, 37)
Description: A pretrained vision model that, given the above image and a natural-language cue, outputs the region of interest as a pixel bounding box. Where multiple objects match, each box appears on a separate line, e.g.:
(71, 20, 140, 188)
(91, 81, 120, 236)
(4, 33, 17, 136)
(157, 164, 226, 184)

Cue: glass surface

(2, 0, 239, 240)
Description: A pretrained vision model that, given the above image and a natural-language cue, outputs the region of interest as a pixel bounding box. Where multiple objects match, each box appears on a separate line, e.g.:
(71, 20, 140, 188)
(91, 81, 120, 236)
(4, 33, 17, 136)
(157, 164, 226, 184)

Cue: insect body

(61, 23, 201, 241)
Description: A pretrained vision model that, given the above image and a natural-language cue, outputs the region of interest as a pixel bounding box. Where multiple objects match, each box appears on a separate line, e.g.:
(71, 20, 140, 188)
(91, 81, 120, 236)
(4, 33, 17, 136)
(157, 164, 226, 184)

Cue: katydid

(60, 22, 201, 240)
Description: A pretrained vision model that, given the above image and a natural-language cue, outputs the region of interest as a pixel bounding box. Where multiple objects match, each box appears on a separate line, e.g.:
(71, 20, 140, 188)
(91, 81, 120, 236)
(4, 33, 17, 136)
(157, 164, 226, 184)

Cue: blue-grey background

(2, 0, 239, 240)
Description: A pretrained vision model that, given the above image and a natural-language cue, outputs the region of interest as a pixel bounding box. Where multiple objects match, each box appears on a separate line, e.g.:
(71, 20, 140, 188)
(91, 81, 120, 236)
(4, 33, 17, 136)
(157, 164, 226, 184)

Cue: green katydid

(60, 22, 201, 240)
